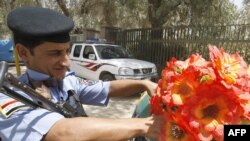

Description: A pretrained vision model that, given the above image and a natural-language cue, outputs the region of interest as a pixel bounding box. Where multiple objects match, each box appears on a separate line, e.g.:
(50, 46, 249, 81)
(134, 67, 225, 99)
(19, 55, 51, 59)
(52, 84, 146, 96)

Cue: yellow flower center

(220, 57, 241, 84)
(174, 80, 194, 96)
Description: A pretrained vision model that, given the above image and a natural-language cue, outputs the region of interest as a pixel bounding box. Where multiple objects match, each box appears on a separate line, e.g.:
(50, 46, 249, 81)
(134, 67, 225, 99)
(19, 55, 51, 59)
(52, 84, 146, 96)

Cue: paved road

(8, 65, 140, 118)
(83, 96, 140, 118)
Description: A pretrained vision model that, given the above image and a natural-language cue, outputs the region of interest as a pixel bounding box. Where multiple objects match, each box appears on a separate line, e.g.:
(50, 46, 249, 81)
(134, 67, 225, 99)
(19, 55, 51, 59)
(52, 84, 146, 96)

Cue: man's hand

(141, 115, 164, 139)
(142, 79, 158, 97)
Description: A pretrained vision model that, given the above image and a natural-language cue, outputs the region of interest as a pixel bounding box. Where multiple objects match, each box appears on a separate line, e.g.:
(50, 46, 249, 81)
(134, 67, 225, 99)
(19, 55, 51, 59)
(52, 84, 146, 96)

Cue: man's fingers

(145, 115, 164, 139)
(145, 80, 158, 97)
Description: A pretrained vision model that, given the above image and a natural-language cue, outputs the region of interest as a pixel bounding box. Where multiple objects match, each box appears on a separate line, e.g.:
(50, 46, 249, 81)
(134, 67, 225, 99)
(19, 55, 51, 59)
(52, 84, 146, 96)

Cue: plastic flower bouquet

(150, 45, 250, 141)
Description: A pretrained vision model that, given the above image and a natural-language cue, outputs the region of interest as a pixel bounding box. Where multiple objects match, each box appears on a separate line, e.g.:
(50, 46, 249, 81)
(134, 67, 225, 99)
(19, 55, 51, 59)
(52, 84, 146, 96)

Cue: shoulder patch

(0, 97, 27, 118)
(78, 77, 99, 86)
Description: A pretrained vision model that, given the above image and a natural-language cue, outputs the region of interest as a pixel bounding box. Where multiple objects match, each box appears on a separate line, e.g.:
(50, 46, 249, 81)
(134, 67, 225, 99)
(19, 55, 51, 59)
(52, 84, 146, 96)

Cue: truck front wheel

(101, 73, 115, 81)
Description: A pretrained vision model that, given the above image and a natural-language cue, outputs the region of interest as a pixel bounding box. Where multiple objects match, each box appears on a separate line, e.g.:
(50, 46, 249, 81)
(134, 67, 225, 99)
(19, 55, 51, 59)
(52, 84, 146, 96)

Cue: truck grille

(134, 68, 152, 74)
(142, 68, 152, 74)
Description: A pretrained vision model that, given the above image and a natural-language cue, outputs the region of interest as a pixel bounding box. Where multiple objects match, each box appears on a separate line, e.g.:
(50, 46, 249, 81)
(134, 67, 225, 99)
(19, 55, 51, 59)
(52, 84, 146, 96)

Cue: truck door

(70, 44, 83, 77)
(81, 45, 98, 80)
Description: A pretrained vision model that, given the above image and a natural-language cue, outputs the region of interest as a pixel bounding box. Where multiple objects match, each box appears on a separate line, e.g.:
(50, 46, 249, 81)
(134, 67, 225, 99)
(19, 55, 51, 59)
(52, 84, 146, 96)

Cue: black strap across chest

(65, 90, 88, 117)
(26, 73, 87, 117)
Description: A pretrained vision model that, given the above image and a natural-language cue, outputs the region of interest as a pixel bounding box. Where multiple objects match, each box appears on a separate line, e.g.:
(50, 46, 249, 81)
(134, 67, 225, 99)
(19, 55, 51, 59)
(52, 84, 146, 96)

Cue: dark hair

(13, 34, 44, 55)
(13, 34, 44, 48)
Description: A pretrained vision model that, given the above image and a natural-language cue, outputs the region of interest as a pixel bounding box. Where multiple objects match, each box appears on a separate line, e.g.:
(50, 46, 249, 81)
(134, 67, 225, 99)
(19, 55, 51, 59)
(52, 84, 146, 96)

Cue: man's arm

(44, 115, 163, 141)
(108, 79, 157, 97)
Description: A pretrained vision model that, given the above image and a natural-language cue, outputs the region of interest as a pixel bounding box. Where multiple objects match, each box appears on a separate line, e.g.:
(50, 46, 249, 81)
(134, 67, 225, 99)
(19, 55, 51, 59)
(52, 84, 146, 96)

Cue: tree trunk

(148, 0, 162, 28)
(55, 0, 70, 17)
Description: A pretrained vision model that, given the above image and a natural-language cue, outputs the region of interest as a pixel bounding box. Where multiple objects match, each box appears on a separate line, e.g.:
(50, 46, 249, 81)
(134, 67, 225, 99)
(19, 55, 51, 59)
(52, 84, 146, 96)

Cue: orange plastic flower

(183, 83, 244, 140)
(248, 65, 250, 75)
(209, 44, 248, 85)
(171, 67, 200, 105)
(160, 58, 185, 90)
(184, 54, 209, 69)
(159, 113, 199, 141)
(150, 45, 250, 141)
(150, 94, 165, 115)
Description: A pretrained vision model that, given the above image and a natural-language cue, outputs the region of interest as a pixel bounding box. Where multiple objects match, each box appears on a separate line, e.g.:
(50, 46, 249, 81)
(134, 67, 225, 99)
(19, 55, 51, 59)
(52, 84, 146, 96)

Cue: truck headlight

(119, 67, 134, 75)
(152, 67, 157, 73)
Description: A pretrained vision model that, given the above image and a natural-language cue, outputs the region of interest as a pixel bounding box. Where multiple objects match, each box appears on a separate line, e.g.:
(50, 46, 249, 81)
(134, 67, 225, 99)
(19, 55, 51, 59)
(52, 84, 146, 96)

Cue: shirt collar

(26, 68, 66, 89)
(26, 69, 50, 81)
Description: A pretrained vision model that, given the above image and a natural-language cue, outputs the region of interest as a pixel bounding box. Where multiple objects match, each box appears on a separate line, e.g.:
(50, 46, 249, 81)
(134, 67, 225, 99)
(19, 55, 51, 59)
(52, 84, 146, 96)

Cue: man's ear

(16, 43, 30, 63)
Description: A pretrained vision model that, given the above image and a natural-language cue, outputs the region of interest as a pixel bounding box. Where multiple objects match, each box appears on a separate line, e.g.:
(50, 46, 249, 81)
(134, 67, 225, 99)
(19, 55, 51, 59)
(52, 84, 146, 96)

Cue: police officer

(0, 7, 163, 141)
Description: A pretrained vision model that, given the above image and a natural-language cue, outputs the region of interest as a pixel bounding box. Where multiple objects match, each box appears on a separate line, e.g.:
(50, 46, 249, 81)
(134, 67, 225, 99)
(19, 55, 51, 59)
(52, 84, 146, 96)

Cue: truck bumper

(114, 73, 158, 80)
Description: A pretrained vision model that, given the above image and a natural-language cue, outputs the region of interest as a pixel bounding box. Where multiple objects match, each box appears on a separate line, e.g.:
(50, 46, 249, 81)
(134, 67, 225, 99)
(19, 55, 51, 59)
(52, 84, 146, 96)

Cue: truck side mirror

(88, 54, 96, 60)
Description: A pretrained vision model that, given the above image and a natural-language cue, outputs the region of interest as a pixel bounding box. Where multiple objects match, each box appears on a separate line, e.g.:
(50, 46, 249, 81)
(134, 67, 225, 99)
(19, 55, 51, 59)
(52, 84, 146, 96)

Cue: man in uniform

(0, 7, 163, 141)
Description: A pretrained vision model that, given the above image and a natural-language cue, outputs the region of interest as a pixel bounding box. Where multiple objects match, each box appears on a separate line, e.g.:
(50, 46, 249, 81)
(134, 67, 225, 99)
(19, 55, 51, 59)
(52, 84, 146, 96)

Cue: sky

(231, 0, 243, 9)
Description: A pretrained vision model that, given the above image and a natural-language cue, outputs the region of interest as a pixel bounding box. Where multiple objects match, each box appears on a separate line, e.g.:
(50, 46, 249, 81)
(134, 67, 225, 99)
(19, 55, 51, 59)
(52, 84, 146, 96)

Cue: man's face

(23, 42, 71, 80)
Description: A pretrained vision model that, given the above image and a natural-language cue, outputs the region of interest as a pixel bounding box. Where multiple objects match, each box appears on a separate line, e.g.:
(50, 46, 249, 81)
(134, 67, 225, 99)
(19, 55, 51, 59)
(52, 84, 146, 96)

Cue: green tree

(189, 0, 238, 25)
(0, 0, 42, 38)
(240, 0, 250, 23)
(147, 0, 238, 28)
(0, 0, 240, 38)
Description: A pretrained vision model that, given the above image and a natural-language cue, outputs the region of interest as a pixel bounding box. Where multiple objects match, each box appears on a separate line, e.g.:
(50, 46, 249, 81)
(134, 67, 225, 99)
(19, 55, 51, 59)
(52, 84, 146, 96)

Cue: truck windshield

(95, 45, 132, 59)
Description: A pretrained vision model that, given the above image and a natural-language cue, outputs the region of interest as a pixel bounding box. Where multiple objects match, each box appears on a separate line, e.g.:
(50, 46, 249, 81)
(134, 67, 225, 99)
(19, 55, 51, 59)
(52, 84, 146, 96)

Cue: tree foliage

(147, 0, 238, 28)
(0, 0, 42, 38)
(240, 0, 250, 24)
(0, 0, 243, 37)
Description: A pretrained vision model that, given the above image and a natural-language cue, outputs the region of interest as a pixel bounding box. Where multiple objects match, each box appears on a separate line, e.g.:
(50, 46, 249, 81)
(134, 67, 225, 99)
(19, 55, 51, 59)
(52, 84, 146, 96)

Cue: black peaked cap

(7, 7, 74, 43)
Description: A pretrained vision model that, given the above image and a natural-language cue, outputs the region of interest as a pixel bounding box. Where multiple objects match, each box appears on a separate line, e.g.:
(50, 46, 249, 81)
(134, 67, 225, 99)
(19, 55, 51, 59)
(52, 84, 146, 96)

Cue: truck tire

(101, 73, 115, 81)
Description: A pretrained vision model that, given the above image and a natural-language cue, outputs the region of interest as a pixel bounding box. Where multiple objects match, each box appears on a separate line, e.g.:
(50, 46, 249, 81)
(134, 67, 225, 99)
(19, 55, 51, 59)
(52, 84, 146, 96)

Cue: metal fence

(115, 24, 250, 77)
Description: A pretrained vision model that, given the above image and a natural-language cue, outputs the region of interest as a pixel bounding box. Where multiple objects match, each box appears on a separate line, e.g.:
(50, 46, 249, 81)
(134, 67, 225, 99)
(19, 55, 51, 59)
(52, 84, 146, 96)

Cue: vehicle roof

(72, 42, 119, 46)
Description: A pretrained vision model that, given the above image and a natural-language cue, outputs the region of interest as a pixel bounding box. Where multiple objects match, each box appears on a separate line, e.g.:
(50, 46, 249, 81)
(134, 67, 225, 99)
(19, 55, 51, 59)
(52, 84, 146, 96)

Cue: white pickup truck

(69, 43, 158, 81)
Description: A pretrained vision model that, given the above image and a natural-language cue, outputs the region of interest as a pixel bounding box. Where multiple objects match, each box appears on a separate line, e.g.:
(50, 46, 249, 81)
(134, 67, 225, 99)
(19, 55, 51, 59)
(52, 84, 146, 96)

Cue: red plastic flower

(183, 83, 244, 140)
(150, 45, 250, 141)
(159, 113, 199, 141)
